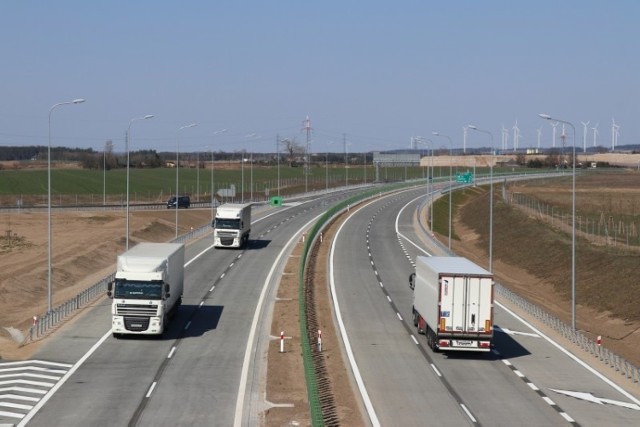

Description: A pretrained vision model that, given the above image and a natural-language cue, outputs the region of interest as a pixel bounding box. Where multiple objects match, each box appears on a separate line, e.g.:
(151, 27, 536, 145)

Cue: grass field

(447, 170, 640, 323)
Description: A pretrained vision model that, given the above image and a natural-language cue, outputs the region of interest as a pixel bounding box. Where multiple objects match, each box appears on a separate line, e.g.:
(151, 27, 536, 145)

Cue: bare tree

(280, 137, 305, 166)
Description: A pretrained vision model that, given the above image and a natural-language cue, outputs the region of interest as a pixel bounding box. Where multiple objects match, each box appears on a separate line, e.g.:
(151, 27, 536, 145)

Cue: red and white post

(280, 331, 285, 353)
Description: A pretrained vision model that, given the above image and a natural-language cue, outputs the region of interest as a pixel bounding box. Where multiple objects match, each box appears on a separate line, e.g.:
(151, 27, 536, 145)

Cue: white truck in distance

(107, 243, 184, 338)
(213, 203, 252, 248)
(409, 256, 494, 352)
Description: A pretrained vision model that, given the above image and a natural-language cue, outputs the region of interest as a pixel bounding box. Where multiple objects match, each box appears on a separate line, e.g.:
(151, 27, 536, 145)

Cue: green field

(0, 163, 493, 205)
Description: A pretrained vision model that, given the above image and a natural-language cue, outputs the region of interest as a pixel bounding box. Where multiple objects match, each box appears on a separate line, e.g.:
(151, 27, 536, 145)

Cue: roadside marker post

(280, 331, 284, 353)
(318, 330, 322, 352)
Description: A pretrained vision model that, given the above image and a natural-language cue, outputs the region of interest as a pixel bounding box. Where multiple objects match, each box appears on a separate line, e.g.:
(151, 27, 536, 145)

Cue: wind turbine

(591, 123, 599, 147)
(580, 121, 590, 152)
(512, 120, 520, 151)
(550, 121, 559, 148)
(537, 127, 542, 149)
(611, 118, 619, 151)
(501, 125, 509, 150)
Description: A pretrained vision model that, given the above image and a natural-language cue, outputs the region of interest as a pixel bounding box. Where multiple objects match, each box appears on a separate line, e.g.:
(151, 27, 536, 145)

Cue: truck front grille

(116, 303, 158, 316)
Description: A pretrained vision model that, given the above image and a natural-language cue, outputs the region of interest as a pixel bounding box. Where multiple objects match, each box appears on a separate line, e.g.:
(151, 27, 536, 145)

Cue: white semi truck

(212, 203, 252, 248)
(107, 243, 185, 337)
(409, 256, 494, 352)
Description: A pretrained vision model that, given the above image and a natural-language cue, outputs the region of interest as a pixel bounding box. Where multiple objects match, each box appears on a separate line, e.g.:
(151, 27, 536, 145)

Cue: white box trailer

(410, 256, 494, 352)
(213, 203, 252, 248)
(108, 243, 184, 337)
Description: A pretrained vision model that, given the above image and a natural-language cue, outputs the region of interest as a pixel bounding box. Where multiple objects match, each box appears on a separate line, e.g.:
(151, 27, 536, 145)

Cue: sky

(0, 1, 638, 154)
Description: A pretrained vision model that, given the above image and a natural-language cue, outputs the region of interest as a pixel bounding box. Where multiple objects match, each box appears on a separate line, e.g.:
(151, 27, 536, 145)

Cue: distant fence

(507, 190, 640, 248)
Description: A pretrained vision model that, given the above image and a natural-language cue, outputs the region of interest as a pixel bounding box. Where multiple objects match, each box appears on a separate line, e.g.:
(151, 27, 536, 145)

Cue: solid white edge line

(330, 198, 384, 427)
(233, 213, 323, 427)
(17, 329, 112, 426)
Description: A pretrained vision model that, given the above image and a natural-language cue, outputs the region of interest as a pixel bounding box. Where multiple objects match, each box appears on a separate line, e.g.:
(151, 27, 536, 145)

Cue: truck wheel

(427, 328, 438, 352)
(113, 333, 121, 339)
(413, 311, 419, 327)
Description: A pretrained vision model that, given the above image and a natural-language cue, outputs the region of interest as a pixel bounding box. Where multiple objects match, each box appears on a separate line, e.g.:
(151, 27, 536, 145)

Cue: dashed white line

(542, 396, 555, 405)
(411, 335, 419, 345)
(386, 296, 392, 303)
(527, 382, 539, 391)
(430, 364, 442, 377)
(145, 382, 157, 398)
(209, 285, 215, 292)
(396, 313, 403, 321)
(167, 346, 177, 359)
(460, 404, 477, 423)
(559, 412, 575, 423)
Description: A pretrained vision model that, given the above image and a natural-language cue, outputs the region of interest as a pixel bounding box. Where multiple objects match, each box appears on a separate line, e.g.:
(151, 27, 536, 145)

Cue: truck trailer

(212, 203, 252, 248)
(409, 256, 494, 352)
(107, 243, 185, 337)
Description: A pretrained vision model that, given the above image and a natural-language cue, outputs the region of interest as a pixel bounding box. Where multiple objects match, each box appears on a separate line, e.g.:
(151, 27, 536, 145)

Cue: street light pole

(48, 98, 85, 313)
(468, 125, 494, 272)
(126, 115, 154, 251)
(433, 132, 453, 250)
(540, 113, 577, 330)
(176, 123, 197, 239)
(416, 137, 434, 231)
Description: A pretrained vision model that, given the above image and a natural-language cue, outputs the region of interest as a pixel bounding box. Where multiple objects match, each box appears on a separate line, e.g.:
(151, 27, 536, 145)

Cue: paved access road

(3, 190, 356, 427)
(330, 186, 640, 426)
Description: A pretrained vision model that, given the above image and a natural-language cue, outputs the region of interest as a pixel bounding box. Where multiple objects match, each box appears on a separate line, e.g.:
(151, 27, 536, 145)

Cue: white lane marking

(542, 396, 556, 405)
(234, 213, 324, 427)
(560, 412, 575, 423)
(497, 301, 640, 407)
(0, 394, 39, 402)
(0, 409, 23, 419)
(527, 383, 539, 391)
(145, 382, 157, 398)
(411, 335, 419, 345)
(209, 285, 215, 292)
(460, 404, 477, 423)
(0, 401, 32, 410)
(0, 360, 72, 368)
(330, 198, 383, 427)
(0, 373, 61, 381)
(0, 380, 53, 388)
(0, 366, 66, 374)
(386, 296, 392, 303)
(18, 329, 111, 426)
(494, 326, 539, 338)
(0, 387, 47, 395)
(550, 389, 640, 411)
(430, 364, 442, 377)
(396, 313, 403, 321)
(167, 347, 177, 359)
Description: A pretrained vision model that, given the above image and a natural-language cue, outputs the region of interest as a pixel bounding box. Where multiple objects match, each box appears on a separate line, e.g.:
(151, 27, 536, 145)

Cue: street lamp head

(468, 125, 477, 130)
(144, 115, 154, 120)
(180, 123, 197, 130)
(538, 113, 552, 120)
(72, 99, 86, 104)
(432, 132, 439, 136)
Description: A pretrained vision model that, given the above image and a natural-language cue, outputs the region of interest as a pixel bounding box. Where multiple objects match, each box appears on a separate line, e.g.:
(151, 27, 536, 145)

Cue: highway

(3, 181, 640, 426)
(329, 186, 640, 426)
(5, 191, 354, 426)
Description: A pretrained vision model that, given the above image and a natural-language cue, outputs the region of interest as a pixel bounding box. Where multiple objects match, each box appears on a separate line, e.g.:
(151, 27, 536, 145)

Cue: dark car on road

(167, 195, 191, 209)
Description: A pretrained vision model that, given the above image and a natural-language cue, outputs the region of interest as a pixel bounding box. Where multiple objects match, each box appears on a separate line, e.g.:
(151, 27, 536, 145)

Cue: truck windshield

(215, 218, 240, 229)
(114, 280, 163, 299)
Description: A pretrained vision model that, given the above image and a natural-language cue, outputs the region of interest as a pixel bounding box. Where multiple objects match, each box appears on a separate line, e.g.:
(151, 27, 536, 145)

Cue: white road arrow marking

(494, 326, 540, 338)
(550, 389, 640, 411)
